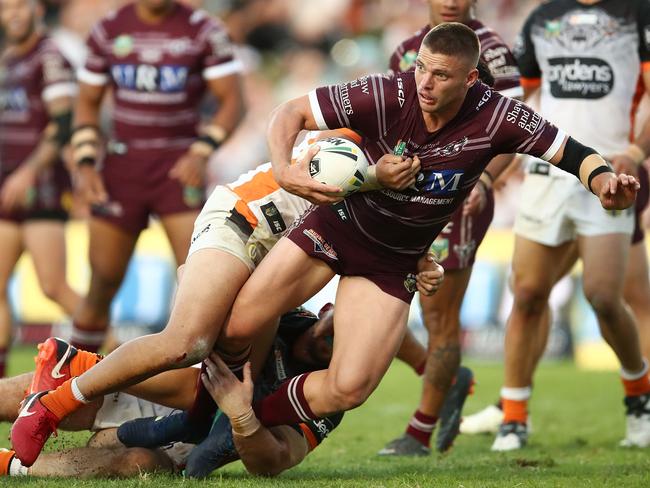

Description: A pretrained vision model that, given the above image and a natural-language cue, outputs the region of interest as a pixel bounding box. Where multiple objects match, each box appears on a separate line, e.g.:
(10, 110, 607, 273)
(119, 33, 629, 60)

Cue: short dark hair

(421, 22, 480, 69)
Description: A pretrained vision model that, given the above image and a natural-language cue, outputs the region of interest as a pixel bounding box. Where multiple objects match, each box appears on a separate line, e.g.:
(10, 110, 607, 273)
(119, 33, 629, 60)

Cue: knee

(512, 282, 549, 317)
(325, 376, 373, 412)
(584, 288, 621, 321)
(158, 329, 212, 367)
(39, 279, 63, 302)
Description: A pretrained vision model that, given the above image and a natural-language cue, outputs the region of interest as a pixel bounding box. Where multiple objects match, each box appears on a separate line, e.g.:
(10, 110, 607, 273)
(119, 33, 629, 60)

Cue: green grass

(2, 346, 649, 487)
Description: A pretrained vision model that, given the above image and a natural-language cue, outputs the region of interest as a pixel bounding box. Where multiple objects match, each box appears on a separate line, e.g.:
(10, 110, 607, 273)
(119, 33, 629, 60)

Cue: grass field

(1, 346, 649, 487)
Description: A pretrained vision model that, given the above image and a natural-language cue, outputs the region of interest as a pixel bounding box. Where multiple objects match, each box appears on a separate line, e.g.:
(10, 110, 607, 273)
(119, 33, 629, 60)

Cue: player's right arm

(71, 21, 110, 206)
(200, 353, 309, 476)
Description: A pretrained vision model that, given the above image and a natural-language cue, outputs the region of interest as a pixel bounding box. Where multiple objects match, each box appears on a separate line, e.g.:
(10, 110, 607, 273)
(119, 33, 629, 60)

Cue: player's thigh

(579, 232, 630, 296)
(126, 367, 199, 410)
(162, 248, 251, 355)
(326, 276, 410, 396)
(160, 210, 199, 266)
(22, 220, 68, 287)
(0, 220, 23, 288)
(511, 235, 573, 296)
(419, 267, 472, 334)
(223, 237, 335, 343)
(87, 218, 139, 285)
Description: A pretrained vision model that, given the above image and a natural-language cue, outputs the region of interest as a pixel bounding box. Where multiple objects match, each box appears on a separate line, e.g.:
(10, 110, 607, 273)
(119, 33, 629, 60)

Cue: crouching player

(0, 307, 344, 478)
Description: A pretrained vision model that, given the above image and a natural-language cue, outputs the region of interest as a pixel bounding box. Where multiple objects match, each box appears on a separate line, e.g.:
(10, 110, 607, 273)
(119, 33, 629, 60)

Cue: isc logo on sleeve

(111, 64, 188, 92)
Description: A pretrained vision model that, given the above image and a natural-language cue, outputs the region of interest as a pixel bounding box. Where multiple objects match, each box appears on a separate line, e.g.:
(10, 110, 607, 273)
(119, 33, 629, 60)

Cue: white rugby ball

(307, 137, 369, 196)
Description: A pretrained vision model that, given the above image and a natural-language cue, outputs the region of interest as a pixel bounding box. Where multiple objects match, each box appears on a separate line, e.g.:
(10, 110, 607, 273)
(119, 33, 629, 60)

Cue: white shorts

(514, 164, 634, 246)
(187, 186, 279, 272)
(92, 392, 176, 431)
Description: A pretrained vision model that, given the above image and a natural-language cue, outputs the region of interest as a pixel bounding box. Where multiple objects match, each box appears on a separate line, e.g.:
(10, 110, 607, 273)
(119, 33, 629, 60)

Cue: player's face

(428, 0, 475, 25)
(0, 0, 38, 44)
(414, 46, 478, 116)
(293, 326, 333, 368)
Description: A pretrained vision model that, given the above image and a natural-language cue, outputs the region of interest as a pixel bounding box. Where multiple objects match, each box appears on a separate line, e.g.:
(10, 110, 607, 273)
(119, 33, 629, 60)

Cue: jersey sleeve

(490, 97, 566, 162)
(298, 412, 344, 451)
(40, 45, 77, 103)
(78, 20, 111, 86)
(198, 15, 243, 80)
(308, 73, 403, 140)
(637, 0, 650, 69)
(513, 12, 541, 88)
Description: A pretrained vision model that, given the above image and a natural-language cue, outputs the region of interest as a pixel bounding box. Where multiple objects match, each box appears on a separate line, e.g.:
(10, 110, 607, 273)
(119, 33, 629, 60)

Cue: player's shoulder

(183, 4, 228, 36)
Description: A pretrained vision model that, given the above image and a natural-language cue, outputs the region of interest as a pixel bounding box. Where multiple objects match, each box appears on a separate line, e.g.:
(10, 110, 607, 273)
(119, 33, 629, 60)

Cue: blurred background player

(0, 0, 81, 376)
(490, 0, 650, 451)
(67, 0, 245, 351)
(380, 0, 523, 456)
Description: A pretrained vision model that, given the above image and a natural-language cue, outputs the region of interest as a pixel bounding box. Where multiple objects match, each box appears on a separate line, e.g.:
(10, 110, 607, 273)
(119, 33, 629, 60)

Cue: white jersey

(514, 0, 650, 180)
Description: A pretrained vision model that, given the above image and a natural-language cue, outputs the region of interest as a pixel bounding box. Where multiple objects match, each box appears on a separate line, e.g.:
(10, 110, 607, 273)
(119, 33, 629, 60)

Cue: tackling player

(0, 0, 81, 376)
(67, 0, 245, 352)
(380, 0, 523, 455)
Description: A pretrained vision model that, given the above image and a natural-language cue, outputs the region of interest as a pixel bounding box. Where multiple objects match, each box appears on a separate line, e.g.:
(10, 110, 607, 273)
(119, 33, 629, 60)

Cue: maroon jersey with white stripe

(0, 35, 75, 173)
(308, 71, 564, 256)
(79, 2, 241, 152)
(389, 20, 522, 98)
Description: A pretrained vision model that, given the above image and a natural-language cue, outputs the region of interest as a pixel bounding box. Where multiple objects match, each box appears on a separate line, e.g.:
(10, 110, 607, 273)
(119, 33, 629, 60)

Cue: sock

(621, 358, 650, 397)
(501, 386, 531, 424)
(40, 378, 86, 420)
(406, 410, 437, 447)
(414, 359, 426, 376)
(0, 347, 8, 378)
(187, 362, 218, 424)
(253, 373, 316, 426)
(0, 450, 26, 477)
(69, 349, 102, 377)
(70, 322, 106, 353)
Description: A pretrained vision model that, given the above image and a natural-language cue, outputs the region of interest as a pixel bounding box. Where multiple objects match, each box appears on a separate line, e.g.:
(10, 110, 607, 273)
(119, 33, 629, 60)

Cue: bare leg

(160, 211, 199, 266)
(579, 233, 643, 372)
(76, 249, 250, 398)
(623, 240, 650, 360)
(395, 328, 427, 372)
(0, 373, 32, 421)
(417, 268, 471, 417)
(28, 446, 173, 478)
(0, 221, 23, 352)
(23, 221, 80, 316)
(504, 237, 573, 389)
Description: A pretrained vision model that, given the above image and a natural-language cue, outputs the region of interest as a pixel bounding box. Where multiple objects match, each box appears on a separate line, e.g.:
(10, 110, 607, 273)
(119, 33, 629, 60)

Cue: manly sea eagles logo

(430, 136, 469, 158)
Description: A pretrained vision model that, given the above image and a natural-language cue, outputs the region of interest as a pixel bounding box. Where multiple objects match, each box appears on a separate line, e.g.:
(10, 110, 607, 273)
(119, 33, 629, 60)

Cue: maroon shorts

(632, 165, 649, 245)
(94, 146, 205, 234)
(0, 162, 71, 224)
(427, 189, 495, 270)
(286, 203, 421, 304)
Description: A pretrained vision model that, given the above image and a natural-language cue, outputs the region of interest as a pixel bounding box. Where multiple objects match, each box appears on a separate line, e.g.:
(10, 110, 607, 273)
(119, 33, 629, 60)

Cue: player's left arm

(201, 353, 309, 476)
(0, 84, 75, 211)
(548, 136, 639, 211)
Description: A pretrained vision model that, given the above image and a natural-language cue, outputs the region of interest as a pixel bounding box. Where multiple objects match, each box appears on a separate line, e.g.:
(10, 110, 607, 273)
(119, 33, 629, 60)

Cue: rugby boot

(185, 412, 239, 478)
(459, 403, 503, 435)
(378, 433, 431, 456)
(10, 392, 59, 466)
(491, 421, 528, 451)
(118, 410, 212, 448)
(28, 338, 79, 395)
(620, 393, 650, 447)
(436, 366, 473, 452)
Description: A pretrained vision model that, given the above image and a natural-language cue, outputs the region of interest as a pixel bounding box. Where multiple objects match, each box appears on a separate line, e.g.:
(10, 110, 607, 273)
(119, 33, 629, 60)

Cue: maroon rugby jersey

(79, 1, 241, 152)
(389, 20, 522, 98)
(0, 35, 76, 173)
(308, 72, 565, 256)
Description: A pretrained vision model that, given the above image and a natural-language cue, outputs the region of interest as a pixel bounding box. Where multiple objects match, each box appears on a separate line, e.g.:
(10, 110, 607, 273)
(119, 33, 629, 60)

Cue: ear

(466, 67, 479, 87)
